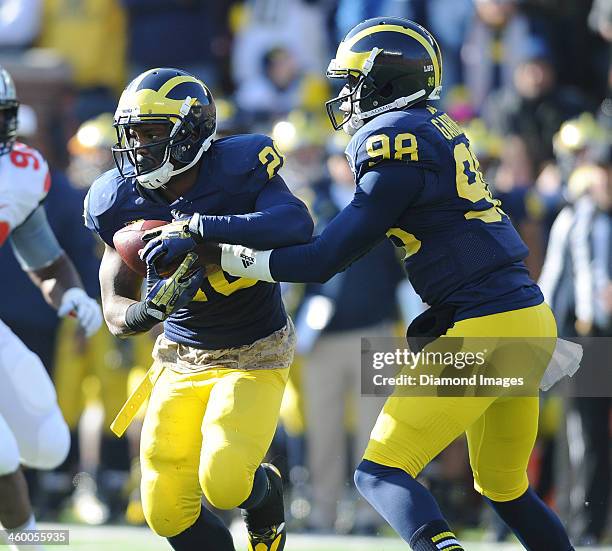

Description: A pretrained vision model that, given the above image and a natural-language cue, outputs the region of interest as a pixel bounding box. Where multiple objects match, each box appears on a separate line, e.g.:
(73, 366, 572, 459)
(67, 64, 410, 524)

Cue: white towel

(540, 338, 584, 391)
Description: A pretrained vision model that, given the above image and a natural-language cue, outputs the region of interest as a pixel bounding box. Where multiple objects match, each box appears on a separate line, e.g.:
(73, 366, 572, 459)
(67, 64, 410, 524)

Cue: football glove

(144, 252, 204, 319)
(141, 214, 203, 269)
(58, 288, 103, 337)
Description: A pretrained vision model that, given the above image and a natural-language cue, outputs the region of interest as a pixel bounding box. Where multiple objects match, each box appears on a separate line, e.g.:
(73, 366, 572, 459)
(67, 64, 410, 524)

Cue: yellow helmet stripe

(333, 49, 371, 75)
(120, 88, 185, 117)
(158, 75, 198, 98)
(343, 24, 440, 86)
(119, 76, 199, 118)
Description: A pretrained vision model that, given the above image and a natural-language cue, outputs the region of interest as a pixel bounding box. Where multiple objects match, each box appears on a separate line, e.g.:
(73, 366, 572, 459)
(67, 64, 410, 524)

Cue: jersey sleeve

(267, 162, 425, 283)
(9, 204, 63, 270)
(346, 112, 441, 180)
(0, 144, 50, 246)
(197, 173, 313, 249)
(250, 134, 284, 184)
(83, 169, 124, 247)
(213, 134, 285, 195)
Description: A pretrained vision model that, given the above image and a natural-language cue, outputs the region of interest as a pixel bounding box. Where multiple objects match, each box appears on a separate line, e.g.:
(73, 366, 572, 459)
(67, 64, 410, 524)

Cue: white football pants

(0, 319, 69, 476)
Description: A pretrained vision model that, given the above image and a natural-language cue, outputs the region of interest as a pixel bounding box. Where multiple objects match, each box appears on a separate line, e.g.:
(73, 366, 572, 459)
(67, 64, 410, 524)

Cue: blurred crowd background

(0, 0, 611, 546)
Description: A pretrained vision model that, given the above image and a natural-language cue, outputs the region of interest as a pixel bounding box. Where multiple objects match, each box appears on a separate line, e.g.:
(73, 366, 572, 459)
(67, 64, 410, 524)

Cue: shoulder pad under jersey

(207, 134, 284, 194)
(0, 143, 50, 245)
(346, 110, 442, 180)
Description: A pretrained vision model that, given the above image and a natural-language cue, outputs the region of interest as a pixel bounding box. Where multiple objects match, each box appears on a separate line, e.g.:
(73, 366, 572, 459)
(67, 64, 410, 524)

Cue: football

(112, 219, 180, 277)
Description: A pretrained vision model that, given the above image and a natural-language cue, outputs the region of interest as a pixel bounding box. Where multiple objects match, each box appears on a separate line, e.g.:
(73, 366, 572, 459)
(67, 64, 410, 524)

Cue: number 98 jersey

(0, 143, 50, 246)
(346, 107, 543, 321)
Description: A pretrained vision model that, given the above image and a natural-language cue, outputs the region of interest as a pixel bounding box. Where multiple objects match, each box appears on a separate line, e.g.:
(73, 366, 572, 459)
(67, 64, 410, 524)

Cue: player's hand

(141, 218, 200, 268)
(144, 252, 204, 318)
(58, 287, 103, 337)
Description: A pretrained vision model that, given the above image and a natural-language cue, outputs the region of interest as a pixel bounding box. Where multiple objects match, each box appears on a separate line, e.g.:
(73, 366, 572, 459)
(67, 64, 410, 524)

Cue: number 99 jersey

(346, 107, 543, 321)
(0, 143, 50, 246)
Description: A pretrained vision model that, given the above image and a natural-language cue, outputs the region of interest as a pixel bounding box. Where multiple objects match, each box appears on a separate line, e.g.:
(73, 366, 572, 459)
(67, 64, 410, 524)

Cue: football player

(153, 19, 575, 551)
(0, 66, 102, 549)
(84, 68, 314, 551)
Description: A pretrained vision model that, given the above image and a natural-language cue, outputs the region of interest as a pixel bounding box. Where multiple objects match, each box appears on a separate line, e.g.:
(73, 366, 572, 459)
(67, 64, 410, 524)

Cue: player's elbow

(104, 313, 134, 339)
(295, 207, 315, 243)
(107, 322, 130, 338)
(113, 327, 134, 339)
(281, 205, 314, 245)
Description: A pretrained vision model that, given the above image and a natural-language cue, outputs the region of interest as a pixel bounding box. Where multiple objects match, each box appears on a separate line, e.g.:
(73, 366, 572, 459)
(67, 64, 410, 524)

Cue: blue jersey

(85, 134, 313, 348)
(268, 107, 543, 321)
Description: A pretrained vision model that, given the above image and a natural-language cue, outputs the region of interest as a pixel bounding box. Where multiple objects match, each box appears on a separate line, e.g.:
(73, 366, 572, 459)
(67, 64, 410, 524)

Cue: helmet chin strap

(343, 88, 427, 136)
(136, 130, 216, 190)
(358, 89, 427, 119)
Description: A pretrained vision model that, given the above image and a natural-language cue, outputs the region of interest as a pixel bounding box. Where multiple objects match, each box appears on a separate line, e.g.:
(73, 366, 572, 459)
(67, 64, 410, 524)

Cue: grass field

(38, 523, 612, 551)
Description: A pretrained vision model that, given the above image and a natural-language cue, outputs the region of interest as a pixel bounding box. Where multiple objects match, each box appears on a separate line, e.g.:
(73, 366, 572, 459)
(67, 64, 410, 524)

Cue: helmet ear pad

(377, 81, 395, 99)
(169, 105, 216, 166)
(351, 74, 379, 113)
(170, 121, 199, 165)
(359, 60, 405, 112)
(355, 62, 426, 117)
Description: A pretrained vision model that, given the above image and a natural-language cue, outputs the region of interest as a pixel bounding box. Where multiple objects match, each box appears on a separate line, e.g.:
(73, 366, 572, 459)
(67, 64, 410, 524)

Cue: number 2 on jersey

(259, 142, 284, 179)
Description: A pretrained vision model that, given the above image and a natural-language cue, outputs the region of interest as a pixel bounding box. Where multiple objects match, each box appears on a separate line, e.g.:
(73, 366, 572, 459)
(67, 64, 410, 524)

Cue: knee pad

(145, 511, 192, 539)
(0, 416, 20, 476)
(200, 450, 253, 510)
(353, 463, 370, 494)
(141, 474, 200, 538)
(473, 469, 529, 502)
(2, 346, 57, 415)
(21, 409, 70, 470)
(354, 459, 386, 500)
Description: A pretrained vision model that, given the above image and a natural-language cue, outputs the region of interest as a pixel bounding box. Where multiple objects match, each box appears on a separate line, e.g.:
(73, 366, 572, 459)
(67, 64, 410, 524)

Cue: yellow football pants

(363, 302, 557, 502)
(280, 355, 305, 437)
(140, 365, 289, 537)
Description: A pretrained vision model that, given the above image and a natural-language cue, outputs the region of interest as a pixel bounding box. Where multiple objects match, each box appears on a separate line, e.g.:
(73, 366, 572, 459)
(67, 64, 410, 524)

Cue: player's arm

(9, 205, 102, 336)
(142, 174, 314, 267)
(98, 243, 144, 337)
(191, 174, 314, 249)
(220, 162, 424, 283)
(100, 242, 205, 337)
(85, 176, 204, 337)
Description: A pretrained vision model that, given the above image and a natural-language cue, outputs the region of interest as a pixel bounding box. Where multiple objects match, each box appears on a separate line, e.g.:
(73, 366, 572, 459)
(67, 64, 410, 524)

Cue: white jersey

(0, 142, 50, 246)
